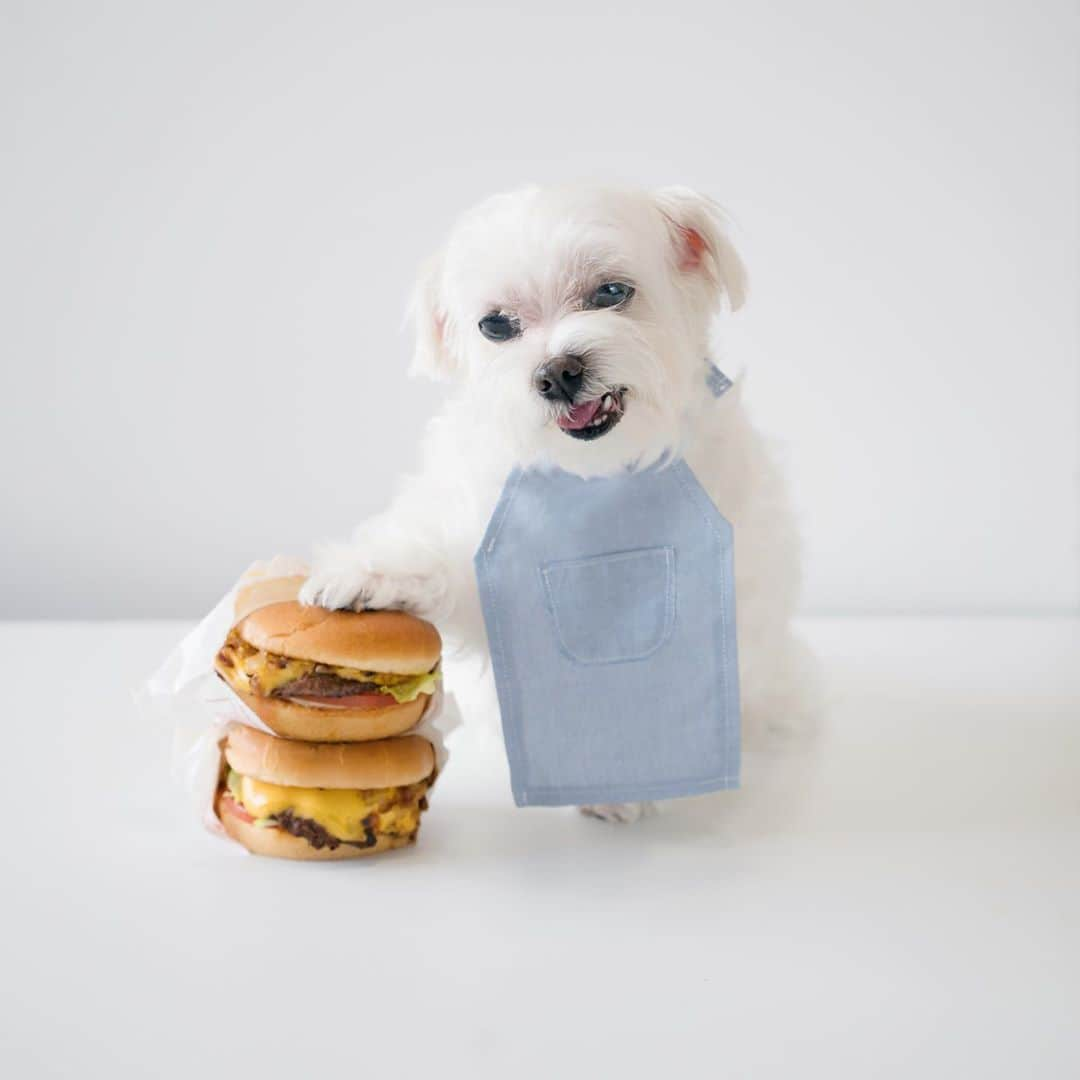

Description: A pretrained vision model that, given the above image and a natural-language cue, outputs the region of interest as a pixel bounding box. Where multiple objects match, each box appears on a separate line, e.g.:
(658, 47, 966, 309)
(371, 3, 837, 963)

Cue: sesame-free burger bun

(222, 723, 435, 790)
(215, 792, 415, 861)
(236, 602, 441, 674)
(216, 671, 428, 741)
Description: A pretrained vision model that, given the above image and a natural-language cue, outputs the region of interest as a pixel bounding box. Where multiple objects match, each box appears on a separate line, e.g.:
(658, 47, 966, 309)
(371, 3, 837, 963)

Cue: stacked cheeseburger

(212, 600, 441, 860)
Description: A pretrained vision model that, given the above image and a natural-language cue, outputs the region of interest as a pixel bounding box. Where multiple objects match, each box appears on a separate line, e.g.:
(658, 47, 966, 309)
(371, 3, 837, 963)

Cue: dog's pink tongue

(557, 399, 602, 431)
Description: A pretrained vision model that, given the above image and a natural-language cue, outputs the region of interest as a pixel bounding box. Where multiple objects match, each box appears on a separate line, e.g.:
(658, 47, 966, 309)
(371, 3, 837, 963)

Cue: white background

(4, 616, 1079, 1079)
(3, 8, 1078, 1078)
(2, 0, 1077, 618)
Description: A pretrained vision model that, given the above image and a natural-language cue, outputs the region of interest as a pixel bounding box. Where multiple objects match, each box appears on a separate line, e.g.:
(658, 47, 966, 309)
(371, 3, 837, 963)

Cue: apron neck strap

(704, 360, 734, 399)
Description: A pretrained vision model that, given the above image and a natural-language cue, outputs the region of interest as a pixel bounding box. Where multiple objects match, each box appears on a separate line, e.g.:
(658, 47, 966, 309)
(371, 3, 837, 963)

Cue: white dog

(302, 185, 813, 821)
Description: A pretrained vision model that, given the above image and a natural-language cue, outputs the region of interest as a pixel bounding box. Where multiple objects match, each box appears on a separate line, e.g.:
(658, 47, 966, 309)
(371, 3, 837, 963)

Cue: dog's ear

(653, 186, 747, 312)
(408, 250, 461, 381)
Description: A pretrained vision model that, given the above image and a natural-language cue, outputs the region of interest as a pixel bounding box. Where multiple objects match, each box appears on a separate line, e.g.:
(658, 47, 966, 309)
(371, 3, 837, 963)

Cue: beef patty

(270, 672, 381, 698)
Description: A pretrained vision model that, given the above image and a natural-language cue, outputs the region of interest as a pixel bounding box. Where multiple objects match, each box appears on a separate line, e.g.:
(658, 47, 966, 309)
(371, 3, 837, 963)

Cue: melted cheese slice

(235, 773, 425, 841)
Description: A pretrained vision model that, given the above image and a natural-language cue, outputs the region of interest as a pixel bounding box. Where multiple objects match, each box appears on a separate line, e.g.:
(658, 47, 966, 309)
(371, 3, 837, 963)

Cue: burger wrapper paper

(136, 555, 461, 852)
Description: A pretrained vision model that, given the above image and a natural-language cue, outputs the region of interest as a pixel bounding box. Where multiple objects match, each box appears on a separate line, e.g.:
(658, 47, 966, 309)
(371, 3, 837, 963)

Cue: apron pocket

(540, 546, 676, 665)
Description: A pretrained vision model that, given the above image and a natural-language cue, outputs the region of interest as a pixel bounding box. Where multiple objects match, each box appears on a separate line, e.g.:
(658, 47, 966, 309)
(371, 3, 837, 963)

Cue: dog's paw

(300, 561, 375, 612)
(578, 801, 653, 824)
(301, 545, 448, 618)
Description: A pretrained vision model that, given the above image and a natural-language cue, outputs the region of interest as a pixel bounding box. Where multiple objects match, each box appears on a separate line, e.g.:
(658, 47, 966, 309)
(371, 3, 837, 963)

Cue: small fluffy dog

(302, 185, 812, 821)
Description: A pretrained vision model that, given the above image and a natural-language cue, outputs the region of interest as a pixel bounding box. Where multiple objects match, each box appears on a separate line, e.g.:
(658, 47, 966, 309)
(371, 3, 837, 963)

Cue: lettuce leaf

(226, 768, 242, 799)
(378, 669, 441, 703)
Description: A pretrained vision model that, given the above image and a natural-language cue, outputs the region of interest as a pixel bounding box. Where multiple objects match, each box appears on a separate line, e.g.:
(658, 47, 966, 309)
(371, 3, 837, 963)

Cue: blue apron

(474, 365, 740, 807)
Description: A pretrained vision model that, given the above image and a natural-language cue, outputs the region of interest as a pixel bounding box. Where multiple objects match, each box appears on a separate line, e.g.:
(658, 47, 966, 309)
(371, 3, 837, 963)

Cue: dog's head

(410, 185, 745, 474)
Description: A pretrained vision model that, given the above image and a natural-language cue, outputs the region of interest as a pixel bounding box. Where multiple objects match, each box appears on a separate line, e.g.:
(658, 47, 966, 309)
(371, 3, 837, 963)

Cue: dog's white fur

(302, 185, 814, 820)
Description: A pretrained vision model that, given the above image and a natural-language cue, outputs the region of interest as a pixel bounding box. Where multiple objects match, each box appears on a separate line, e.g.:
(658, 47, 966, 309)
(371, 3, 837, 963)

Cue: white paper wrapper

(136, 556, 461, 849)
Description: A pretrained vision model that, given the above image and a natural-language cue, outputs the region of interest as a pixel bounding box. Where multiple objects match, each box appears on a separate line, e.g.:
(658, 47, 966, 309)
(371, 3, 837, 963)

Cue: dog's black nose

(534, 355, 585, 403)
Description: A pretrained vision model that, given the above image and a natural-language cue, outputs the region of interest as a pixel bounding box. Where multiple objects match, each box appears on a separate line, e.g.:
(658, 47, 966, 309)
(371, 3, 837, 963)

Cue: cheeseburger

(216, 725, 435, 859)
(215, 602, 441, 741)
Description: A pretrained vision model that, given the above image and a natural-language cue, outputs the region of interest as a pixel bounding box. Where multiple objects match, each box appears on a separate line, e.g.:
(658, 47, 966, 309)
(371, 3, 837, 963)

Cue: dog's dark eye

(478, 312, 521, 342)
(589, 281, 635, 309)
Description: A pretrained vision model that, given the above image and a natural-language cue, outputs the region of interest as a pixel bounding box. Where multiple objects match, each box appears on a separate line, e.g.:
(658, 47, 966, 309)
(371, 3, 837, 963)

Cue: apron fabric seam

(475, 472, 531, 804)
(518, 774, 740, 804)
(673, 461, 740, 782)
(482, 467, 524, 554)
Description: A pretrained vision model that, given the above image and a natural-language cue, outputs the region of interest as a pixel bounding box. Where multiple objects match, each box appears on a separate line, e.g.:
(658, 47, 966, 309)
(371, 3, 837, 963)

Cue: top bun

(236, 601, 441, 674)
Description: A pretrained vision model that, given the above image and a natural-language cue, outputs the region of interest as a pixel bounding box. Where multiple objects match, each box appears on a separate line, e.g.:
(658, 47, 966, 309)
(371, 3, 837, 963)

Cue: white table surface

(2, 616, 1077, 1079)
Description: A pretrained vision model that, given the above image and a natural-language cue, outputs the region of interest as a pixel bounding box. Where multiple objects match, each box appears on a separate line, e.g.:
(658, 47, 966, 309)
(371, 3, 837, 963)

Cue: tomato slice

(219, 792, 255, 824)
(287, 691, 397, 709)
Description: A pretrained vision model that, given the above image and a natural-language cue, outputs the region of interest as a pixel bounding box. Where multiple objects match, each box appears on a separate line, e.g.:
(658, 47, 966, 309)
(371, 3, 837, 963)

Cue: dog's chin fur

(303, 185, 818, 820)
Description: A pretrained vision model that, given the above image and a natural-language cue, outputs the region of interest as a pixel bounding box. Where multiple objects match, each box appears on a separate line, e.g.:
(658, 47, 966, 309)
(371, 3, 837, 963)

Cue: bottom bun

(221, 675, 428, 742)
(216, 792, 417, 861)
